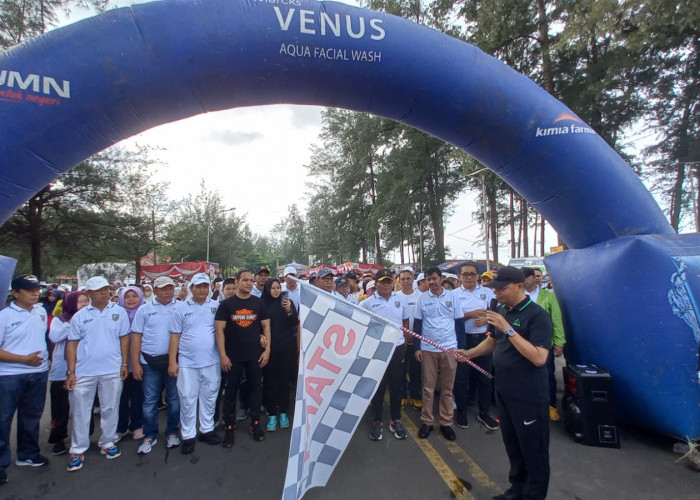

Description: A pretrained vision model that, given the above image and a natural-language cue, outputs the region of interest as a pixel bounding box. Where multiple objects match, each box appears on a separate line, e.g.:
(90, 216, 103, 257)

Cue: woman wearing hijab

(142, 283, 154, 303)
(261, 278, 299, 432)
(48, 291, 90, 455)
(116, 286, 145, 440)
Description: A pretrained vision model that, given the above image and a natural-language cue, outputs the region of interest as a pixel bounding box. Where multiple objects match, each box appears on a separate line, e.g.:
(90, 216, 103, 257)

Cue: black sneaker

(16, 454, 49, 467)
(478, 414, 500, 431)
(198, 431, 221, 445)
(492, 488, 522, 500)
(456, 410, 469, 429)
(181, 438, 195, 454)
(250, 420, 265, 442)
(51, 440, 68, 456)
(157, 399, 168, 411)
(418, 424, 433, 438)
(222, 425, 236, 448)
(369, 421, 383, 441)
(0, 470, 7, 485)
(389, 420, 407, 440)
(440, 425, 456, 441)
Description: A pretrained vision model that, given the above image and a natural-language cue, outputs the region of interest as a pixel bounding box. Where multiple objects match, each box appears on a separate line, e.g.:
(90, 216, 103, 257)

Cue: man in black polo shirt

(458, 266, 552, 500)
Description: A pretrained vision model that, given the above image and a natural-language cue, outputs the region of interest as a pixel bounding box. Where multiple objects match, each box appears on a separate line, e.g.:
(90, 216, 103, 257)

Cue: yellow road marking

(441, 438, 501, 492)
(402, 415, 475, 499)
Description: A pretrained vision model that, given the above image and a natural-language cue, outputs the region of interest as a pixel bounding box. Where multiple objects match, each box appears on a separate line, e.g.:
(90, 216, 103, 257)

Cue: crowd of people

(1, 262, 563, 500)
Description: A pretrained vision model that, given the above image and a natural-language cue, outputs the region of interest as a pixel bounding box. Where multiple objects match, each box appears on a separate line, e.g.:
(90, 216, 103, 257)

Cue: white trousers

(177, 364, 221, 440)
(68, 373, 123, 454)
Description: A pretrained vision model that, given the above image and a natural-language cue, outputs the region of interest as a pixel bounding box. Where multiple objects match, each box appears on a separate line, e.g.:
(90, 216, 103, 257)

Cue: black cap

(11, 274, 40, 291)
(346, 271, 358, 281)
(484, 266, 524, 289)
(375, 269, 393, 282)
(254, 265, 270, 275)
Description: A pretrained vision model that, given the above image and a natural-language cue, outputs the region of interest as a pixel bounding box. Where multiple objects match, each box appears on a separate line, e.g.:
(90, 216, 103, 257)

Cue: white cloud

(205, 130, 264, 146)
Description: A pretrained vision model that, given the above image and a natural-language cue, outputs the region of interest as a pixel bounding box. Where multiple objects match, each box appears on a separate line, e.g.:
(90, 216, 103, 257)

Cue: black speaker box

(561, 364, 619, 448)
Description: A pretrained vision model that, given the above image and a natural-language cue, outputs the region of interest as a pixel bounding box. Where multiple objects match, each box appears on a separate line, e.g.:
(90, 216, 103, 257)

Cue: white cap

(366, 280, 376, 290)
(190, 273, 211, 286)
(402, 265, 415, 274)
(284, 266, 297, 276)
(85, 276, 110, 291)
(153, 276, 176, 288)
(444, 272, 458, 280)
(416, 273, 426, 282)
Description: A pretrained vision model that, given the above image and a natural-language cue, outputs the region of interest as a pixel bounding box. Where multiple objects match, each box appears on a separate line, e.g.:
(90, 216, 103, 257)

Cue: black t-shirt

(215, 295, 269, 362)
(493, 297, 553, 403)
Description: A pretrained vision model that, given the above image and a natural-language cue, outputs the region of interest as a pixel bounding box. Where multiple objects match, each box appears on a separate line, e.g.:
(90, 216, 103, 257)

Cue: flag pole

(292, 277, 493, 380)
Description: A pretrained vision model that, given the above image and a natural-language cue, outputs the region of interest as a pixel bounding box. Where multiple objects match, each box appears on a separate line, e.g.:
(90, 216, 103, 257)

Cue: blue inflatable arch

(0, 0, 697, 437)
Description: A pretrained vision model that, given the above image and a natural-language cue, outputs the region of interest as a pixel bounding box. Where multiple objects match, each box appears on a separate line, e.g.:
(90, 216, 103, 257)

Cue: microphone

(487, 298, 498, 336)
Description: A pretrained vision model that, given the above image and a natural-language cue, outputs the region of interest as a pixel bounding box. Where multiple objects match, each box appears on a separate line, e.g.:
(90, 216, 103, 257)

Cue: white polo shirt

(455, 285, 495, 334)
(0, 302, 49, 375)
(251, 286, 263, 298)
(398, 289, 422, 330)
(48, 318, 70, 381)
(361, 292, 409, 346)
(281, 283, 300, 311)
(414, 288, 461, 352)
(526, 285, 541, 304)
(69, 302, 130, 377)
(131, 298, 177, 362)
(170, 297, 219, 368)
(341, 293, 359, 305)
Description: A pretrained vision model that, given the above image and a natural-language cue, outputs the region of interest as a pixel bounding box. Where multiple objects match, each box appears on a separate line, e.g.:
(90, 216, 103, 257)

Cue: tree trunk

(521, 198, 529, 258)
(536, 0, 555, 95)
(425, 158, 445, 263)
(540, 215, 546, 256)
(533, 212, 538, 256)
(486, 183, 499, 265)
(134, 257, 142, 284)
(374, 231, 382, 265)
(669, 164, 685, 232)
(367, 155, 382, 264)
(27, 188, 49, 278)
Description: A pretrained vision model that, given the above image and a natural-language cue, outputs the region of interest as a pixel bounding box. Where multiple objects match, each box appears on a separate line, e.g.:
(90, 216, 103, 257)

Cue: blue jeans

(142, 364, 179, 440)
(0, 370, 48, 471)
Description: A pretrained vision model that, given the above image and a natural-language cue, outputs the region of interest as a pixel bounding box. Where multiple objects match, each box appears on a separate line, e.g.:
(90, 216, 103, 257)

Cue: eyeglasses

(461, 272, 478, 277)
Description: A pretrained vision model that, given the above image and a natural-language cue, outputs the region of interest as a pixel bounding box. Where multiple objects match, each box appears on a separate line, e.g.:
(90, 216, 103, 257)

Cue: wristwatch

(505, 328, 516, 337)
(66, 369, 75, 375)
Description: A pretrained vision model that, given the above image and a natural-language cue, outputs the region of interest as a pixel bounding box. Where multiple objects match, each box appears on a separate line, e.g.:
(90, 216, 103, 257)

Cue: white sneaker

(166, 434, 181, 448)
(114, 430, 131, 443)
(137, 438, 157, 454)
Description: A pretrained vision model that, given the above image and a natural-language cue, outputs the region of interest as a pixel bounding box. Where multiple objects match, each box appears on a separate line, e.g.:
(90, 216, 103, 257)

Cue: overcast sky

(56, 0, 561, 265)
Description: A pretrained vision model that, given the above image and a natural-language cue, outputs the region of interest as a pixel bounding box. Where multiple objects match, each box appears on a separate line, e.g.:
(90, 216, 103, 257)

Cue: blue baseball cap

(11, 274, 40, 291)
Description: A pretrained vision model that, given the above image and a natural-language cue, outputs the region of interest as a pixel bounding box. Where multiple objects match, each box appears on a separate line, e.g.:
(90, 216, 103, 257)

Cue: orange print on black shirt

(231, 308, 257, 327)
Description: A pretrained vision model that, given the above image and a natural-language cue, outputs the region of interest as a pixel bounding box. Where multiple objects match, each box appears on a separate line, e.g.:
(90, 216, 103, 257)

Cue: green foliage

(0, 145, 167, 278)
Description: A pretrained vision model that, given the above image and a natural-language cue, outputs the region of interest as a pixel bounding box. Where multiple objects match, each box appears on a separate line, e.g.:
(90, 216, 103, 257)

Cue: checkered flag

(282, 281, 402, 500)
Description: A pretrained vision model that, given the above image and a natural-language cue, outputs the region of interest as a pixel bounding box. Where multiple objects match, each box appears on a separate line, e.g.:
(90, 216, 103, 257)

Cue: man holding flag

(360, 269, 410, 441)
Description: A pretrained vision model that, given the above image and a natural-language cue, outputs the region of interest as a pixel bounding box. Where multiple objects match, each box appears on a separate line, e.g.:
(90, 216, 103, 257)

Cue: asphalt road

(2, 358, 697, 500)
